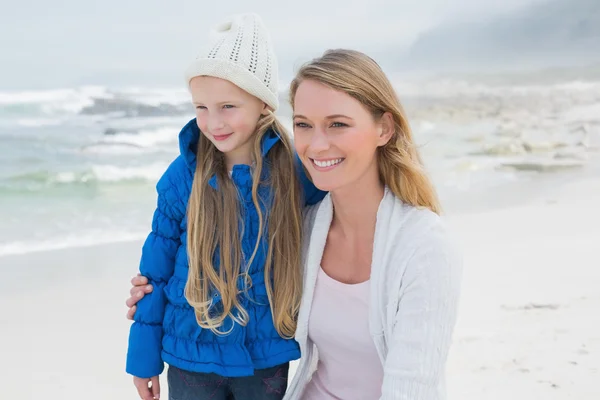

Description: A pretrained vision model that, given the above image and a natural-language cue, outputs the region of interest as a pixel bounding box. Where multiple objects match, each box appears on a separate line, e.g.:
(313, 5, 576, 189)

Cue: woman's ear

(377, 112, 395, 146)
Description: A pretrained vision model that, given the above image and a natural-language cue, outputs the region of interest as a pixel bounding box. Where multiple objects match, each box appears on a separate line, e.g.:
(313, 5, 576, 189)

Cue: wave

(79, 97, 190, 117)
(469, 139, 572, 157)
(393, 76, 600, 99)
(80, 142, 148, 155)
(0, 230, 147, 257)
(101, 126, 179, 147)
(78, 126, 180, 155)
(0, 86, 192, 121)
(3, 163, 168, 189)
(0, 86, 110, 117)
(57, 163, 167, 183)
(499, 159, 586, 173)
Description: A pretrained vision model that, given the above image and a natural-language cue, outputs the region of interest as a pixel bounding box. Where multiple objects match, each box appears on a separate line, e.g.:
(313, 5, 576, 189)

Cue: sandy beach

(445, 177, 600, 399)
(1, 175, 598, 399)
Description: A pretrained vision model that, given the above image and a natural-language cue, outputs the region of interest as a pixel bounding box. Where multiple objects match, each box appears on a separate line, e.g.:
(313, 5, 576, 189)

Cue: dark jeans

(167, 363, 289, 400)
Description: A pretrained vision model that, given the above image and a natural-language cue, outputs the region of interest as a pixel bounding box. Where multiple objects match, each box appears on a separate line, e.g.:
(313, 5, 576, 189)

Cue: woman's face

(292, 79, 393, 192)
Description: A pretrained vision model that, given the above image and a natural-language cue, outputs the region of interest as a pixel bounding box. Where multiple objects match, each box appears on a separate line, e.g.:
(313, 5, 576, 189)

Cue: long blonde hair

(184, 112, 303, 338)
(289, 49, 441, 214)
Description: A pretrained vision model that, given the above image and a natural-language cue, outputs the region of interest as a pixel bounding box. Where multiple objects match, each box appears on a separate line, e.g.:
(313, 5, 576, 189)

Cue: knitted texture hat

(184, 13, 279, 111)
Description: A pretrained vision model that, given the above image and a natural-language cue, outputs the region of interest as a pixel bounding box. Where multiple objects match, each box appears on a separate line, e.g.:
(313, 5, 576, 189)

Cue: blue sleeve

(126, 158, 187, 378)
(295, 153, 327, 206)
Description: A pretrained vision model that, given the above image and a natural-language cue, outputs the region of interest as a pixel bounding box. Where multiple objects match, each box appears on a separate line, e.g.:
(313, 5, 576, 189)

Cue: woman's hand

(126, 274, 153, 320)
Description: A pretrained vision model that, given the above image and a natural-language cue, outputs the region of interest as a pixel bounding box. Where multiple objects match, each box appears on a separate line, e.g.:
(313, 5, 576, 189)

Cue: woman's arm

(380, 233, 463, 400)
(125, 274, 153, 320)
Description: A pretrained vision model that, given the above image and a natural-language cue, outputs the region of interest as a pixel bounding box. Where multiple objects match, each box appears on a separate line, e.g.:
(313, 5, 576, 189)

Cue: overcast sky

(0, 0, 545, 89)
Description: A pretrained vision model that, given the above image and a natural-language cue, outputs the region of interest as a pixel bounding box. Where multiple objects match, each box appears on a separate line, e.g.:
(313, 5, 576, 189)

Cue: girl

(125, 13, 324, 400)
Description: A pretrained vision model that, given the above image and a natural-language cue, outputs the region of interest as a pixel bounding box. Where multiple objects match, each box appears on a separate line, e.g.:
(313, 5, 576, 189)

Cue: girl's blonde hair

(185, 112, 303, 338)
(289, 49, 441, 214)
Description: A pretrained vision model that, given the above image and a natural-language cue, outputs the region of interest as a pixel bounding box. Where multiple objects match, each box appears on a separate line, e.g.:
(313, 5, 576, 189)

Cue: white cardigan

(284, 188, 463, 400)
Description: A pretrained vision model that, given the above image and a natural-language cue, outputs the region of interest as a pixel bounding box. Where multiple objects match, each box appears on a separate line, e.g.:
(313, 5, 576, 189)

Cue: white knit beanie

(184, 13, 279, 111)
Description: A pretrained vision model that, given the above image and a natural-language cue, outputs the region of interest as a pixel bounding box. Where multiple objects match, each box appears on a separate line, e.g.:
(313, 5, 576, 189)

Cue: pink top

(302, 267, 384, 399)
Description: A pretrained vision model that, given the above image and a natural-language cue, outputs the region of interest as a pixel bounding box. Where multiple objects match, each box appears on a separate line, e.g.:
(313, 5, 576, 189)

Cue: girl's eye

(330, 122, 348, 128)
(223, 104, 235, 109)
(294, 122, 310, 128)
(196, 106, 207, 110)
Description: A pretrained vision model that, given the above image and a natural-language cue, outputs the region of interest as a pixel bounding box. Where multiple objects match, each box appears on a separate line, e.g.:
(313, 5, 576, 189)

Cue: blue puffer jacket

(126, 119, 325, 379)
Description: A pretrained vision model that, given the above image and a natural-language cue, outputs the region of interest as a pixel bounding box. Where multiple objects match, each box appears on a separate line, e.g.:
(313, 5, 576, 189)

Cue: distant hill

(406, 0, 600, 71)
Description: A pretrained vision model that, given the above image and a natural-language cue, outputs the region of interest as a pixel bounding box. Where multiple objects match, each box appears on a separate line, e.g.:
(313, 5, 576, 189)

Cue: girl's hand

(133, 375, 160, 400)
(126, 274, 154, 320)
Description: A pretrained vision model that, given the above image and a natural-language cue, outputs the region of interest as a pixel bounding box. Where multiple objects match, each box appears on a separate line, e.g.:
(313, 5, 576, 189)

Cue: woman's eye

(294, 122, 310, 128)
(331, 122, 348, 128)
(196, 106, 207, 110)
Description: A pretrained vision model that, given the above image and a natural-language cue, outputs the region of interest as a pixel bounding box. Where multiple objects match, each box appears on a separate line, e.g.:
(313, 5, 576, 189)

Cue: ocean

(1, 68, 599, 257)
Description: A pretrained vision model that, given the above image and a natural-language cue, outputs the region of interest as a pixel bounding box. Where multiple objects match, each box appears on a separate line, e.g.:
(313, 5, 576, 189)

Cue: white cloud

(0, 0, 546, 89)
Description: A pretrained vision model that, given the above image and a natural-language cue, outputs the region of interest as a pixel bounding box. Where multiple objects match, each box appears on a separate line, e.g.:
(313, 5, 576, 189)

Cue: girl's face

(292, 79, 393, 192)
(190, 76, 268, 166)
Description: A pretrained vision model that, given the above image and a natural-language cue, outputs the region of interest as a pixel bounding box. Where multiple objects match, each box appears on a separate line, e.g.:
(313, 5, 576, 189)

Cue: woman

(127, 49, 462, 399)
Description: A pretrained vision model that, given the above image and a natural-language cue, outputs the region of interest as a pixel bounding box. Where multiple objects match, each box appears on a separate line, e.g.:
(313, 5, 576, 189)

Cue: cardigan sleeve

(380, 231, 463, 400)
